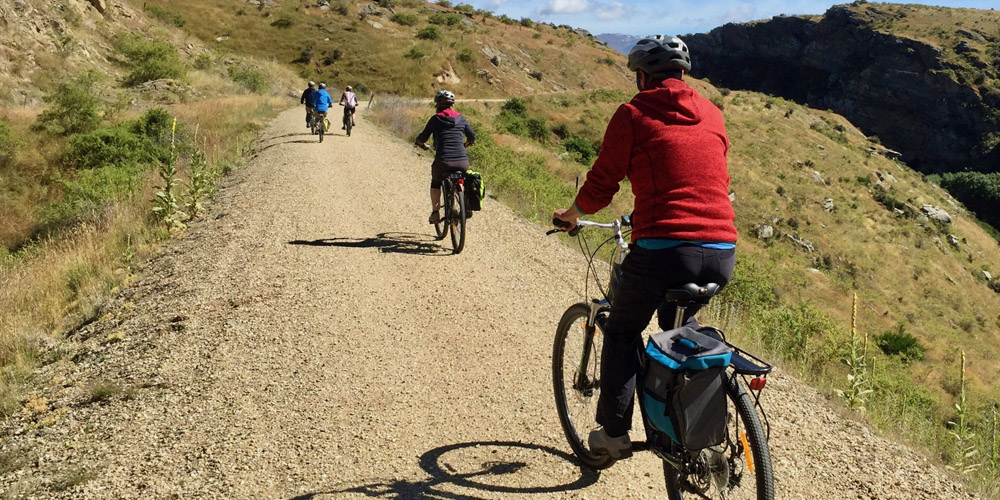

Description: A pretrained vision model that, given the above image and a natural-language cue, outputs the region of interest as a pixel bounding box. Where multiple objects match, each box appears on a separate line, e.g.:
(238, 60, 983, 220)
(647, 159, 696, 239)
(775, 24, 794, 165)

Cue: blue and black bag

(642, 326, 733, 450)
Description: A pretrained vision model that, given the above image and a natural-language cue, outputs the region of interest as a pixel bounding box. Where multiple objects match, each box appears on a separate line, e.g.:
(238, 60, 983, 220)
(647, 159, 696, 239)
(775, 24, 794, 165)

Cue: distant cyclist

(339, 85, 359, 129)
(311, 82, 333, 131)
(415, 90, 476, 225)
(300, 81, 316, 128)
(552, 35, 737, 460)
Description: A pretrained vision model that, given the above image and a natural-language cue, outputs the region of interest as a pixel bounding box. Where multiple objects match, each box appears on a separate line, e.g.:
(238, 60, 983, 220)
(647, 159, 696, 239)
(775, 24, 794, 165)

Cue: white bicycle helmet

(319, 82, 327, 88)
(346, 85, 352, 91)
(434, 90, 456, 106)
(627, 35, 691, 75)
(308, 81, 315, 87)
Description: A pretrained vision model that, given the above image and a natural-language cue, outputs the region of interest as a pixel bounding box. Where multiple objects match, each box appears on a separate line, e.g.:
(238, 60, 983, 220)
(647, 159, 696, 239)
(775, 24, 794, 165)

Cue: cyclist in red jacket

(553, 35, 737, 460)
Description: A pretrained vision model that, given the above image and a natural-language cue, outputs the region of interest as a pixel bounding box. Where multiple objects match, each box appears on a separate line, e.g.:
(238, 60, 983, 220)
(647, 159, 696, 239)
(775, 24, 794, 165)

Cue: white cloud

(718, 3, 758, 24)
(537, 0, 590, 15)
(596, 1, 626, 21)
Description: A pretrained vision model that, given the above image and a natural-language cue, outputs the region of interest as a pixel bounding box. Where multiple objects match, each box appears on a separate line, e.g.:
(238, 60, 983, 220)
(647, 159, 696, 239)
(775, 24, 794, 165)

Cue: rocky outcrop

(685, 4, 1000, 175)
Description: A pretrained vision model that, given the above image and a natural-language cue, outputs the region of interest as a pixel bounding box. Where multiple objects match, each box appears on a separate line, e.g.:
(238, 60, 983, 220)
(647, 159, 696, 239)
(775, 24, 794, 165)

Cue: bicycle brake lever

(545, 228, 563, 236)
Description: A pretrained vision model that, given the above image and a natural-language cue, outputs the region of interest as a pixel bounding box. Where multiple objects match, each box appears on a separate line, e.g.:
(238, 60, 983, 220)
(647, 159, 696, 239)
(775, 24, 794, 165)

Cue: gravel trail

(0, 108, 978, 499)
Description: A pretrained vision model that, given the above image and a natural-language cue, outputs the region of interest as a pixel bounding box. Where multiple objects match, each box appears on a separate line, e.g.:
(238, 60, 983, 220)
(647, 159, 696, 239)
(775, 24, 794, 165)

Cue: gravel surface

(0, 108, 979, 499)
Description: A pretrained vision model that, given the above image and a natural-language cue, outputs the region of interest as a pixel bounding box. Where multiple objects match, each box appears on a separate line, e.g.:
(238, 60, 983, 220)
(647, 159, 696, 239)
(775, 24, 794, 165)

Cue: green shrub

(501, 97, 527, 116)
(457, 48, 474, 63)
(405, 46, 426, 59)
(454, 3, 474, 13)
(429, 12, 462, 26)
(193, 53, 213, 70)
(63, 116, 171, 171)
(34, 72, 102, 136)
(563, 135, 596, 164)
(875, 324, 925, 361)
(146, 5, 186, 27)
(494, 109, 527, 136)
(529, 70, 543, 81)
(227, 65, 270, 93)
(436, 0, 452, 7)
(520, 17, 533, 27)
(416, 26, 440, 40)
(525, 117, 549, 142)
(115, 35, 185, 87)
(391, 13, 418, 26)
(552, 123, 570, 139)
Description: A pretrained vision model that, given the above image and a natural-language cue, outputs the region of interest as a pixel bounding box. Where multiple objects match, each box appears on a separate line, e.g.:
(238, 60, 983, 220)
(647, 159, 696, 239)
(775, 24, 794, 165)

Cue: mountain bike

(313, 111, 328, 143)
(549, 216, 775, 499)
(341, 104, 354, 137)
(434, 171, 466, 254)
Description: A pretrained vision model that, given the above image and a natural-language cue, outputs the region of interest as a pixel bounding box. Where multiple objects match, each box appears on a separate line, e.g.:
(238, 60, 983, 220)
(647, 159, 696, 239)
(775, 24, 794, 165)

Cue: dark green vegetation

(934, 172, 1000, 238)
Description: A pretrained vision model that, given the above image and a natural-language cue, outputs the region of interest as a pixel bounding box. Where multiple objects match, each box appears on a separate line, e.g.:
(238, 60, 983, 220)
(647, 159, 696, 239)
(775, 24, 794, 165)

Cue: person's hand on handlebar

(553, 205, 582, 231)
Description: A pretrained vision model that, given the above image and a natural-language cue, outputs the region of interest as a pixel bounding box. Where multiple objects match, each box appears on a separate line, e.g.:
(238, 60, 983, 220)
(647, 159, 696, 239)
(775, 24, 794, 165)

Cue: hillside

(685, 2, 1000, 177)
(136, 0, 632, 97)
(0, 107, 980, 499)
(3, 0, 1000, 496)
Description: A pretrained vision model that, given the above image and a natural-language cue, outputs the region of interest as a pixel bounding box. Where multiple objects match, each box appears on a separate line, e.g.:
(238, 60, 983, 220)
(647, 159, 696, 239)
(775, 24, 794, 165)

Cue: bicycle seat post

(662, 283, 721, 330)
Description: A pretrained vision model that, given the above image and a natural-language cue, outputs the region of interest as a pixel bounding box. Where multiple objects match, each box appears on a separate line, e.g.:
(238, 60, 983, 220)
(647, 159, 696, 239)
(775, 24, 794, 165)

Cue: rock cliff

(685, 2, 1000, 175)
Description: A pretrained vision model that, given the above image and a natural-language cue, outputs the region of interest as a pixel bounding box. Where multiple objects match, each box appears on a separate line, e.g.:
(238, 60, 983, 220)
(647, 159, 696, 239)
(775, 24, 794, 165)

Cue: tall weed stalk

(947, 351, 981, 476)
(151, 118, 187, 229)
(836, 293, 872, 413)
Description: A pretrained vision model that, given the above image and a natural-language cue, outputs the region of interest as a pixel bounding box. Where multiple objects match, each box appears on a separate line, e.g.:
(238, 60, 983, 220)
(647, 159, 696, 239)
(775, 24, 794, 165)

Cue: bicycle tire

(433, 181, 448, 240)
(318, 117, 325, 143)
(552, 303, 614, 470)
(450, 182, 466, 254)
(344, 113, 352, 137)
(663, 376, 774, 500)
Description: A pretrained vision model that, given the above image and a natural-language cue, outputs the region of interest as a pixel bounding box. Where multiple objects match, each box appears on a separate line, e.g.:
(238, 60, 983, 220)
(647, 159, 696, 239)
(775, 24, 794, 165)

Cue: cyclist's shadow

(288, 232, 449, 256)
(288, 440, 599, 500)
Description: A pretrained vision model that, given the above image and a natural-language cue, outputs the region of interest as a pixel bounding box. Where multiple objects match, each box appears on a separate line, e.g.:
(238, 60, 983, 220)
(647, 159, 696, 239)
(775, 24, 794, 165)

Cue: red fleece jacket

(574, 78, 737, 243)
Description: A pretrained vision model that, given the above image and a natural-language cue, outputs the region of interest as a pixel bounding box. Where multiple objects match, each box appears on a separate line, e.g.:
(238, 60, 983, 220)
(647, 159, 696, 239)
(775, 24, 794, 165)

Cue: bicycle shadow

(288, 232, 449, 256)
(257, 138, 321, 152)
(287, 440, 599, 500)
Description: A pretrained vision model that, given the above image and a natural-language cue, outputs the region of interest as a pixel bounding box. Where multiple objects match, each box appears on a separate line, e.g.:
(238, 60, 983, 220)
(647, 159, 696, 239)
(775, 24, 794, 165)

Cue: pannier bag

(464, 170, 484, 211)
(642, 326, 733, 450)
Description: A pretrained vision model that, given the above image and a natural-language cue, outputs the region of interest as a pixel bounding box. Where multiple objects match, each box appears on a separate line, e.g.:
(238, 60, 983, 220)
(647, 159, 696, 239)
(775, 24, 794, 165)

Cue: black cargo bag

(464, 170, 484, 211)
(642, 326, 733, 450)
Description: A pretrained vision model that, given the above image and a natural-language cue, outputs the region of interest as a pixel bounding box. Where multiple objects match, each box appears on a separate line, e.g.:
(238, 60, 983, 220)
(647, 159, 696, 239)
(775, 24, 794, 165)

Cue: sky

(458, 0, 999, 37)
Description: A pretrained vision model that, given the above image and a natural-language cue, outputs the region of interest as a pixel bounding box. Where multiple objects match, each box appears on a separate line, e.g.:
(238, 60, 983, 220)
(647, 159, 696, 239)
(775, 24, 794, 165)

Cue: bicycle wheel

(449, 182, 466, 254)
(344, 112, 353, 136)
(433, 182, 448, 240)
(552, 303, 614, 470)
(663, 376, 774, 500)
(318, 116, 325, 143)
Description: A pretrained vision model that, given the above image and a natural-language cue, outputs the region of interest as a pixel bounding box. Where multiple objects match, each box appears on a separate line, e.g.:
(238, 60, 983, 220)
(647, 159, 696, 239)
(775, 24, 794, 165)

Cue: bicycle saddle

(662, 283, 720, 305)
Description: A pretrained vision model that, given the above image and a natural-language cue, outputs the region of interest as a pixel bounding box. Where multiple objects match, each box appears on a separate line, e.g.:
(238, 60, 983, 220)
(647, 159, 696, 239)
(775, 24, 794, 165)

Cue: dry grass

(134, 0, 631, 98)
(0, 93, 287, 415)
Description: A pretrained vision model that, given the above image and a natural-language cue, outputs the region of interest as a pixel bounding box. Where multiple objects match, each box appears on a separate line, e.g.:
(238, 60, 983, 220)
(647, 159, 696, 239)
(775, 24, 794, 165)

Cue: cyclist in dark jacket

(300, 81, 316, 128)
(553, 35, 737, 461)
(415, 90, 476, 224)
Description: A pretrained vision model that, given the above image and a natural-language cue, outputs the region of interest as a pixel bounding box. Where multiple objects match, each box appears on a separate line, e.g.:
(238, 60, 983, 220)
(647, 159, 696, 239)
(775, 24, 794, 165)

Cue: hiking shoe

(588, 428, 632, 459)
(428, 210, 442, 224)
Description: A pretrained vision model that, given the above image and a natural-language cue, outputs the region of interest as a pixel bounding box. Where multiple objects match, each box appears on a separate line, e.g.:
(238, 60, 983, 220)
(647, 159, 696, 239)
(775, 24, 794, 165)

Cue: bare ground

(0, 108, 979, 499)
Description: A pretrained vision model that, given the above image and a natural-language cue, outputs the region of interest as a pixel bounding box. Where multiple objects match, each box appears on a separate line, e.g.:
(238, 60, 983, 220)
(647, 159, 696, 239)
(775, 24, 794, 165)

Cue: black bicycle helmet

(434, 90, 456, 106)
(627, 35, 691, 75)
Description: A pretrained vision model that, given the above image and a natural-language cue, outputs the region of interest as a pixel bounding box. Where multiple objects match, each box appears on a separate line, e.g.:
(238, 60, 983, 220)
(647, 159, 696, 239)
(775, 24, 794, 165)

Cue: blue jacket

(312, 89, 333, 112)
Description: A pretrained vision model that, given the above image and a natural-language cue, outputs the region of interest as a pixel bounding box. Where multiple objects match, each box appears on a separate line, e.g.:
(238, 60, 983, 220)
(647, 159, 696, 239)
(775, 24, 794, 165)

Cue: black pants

(596, 244, 736, 437)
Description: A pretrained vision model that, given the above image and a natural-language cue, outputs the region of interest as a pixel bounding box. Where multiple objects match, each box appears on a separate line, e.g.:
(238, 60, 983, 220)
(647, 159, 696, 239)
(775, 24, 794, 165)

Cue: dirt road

(0, 108, 978, 499)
